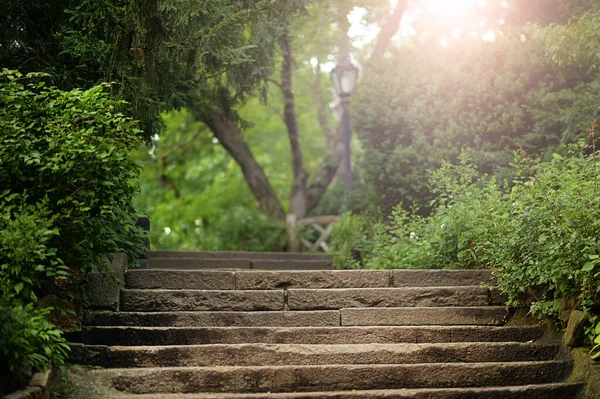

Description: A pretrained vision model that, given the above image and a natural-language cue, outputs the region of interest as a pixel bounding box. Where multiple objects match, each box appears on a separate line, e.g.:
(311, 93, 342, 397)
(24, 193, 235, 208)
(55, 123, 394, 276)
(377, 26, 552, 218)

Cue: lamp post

(331, 57, 359, 192)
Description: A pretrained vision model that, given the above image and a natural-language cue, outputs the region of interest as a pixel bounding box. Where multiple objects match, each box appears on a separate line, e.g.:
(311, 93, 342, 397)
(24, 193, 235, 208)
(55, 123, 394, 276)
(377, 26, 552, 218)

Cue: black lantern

(331, 57, 359, 192)
(331, 57, 359, 98)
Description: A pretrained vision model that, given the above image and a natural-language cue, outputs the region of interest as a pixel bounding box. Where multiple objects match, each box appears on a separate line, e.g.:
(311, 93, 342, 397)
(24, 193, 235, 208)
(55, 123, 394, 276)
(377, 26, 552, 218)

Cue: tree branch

(201, 107, 286, 220)
(159, 157, 181, 198)
(369, 0, 409, 64)
(152, 132, 203, 162)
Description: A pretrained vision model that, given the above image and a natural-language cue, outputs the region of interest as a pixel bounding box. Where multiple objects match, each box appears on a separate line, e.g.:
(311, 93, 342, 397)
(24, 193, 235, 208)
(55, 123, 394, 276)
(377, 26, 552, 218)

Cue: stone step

(91, 361, 572, 394)
(69, 325, 545, 346)
(341, 307, 509, 326)
(87, 307, 507, 327)
(148, 258, 333, 270)
(126, 270, 237, 290)
(69, 342, 561, 368)
(111, 383, 584, 399)
(120, 287, 492, 312)
(120, 289, 285, 312)
(286, 287, 491, 310)
(124, 269, 494, 291)
(150, 251, 332, 261)
(86, 310, 341, 327)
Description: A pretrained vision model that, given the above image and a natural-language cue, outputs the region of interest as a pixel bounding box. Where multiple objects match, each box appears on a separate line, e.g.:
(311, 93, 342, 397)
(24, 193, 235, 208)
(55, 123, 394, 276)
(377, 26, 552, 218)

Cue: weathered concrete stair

(147, 251, 334, 270)
(69, 251, 583, 398)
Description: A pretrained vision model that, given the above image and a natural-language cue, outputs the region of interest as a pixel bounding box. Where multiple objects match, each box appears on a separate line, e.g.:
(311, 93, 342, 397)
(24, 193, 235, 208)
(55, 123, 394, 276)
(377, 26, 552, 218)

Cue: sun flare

(422, 0, 486, 18)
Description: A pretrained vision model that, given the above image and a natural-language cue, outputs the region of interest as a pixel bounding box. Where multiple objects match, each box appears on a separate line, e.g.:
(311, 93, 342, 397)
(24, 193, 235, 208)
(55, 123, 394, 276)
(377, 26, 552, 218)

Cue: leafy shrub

(353, 33, 597, 215)
(492, 147, 600, 315)
(590, 320, 600, 361)
(0, 70, 146, 391)
(0, 202, 67, 303)
(333, 155, 506, 270)
(0, 299, 70, 393)
(0, 70, 146, 276)
(330, 213, 376, 269)
(332, 145, 600, 323)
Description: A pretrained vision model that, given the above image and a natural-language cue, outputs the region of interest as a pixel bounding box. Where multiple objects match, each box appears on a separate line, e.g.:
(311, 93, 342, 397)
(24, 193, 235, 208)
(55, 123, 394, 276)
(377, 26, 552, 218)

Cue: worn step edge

(126, 269, 495, 290)
(97, 361, 572, 394)
(125, 270, 237, 290)
(86, 307, 508, 328)
(86, 310, 341, 327)
(67, 325, 545, 346)
(68, 342, 562, 368)
(114, 383, 584, 399)
(341, 307, 509, 326)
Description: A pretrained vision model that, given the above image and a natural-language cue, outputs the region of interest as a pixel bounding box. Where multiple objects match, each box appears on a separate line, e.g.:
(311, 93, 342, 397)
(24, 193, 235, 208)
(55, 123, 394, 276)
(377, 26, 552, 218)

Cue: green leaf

(582, 262, 595, 272)
(14, 282, 24, 294)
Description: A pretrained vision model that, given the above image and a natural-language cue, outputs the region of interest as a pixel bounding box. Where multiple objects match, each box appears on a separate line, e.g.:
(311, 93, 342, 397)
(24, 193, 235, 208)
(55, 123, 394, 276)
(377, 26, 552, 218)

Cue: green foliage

(333, 146, 600, 322)
(0, 299, 70, 392)
(543, 3, 600, 72)
(353, 31, 597, 215)
(341, 156, 506, 270)
(0, 202, 67, 303)
(0, 70, 146, 275)
(0, 70, 144, 390)
(330, 213, 375, 269)
(492, 146, 600, 315)
(590, 320, 600, 360)
(134, 76, 332, 251)
(1, 0, 310, 139)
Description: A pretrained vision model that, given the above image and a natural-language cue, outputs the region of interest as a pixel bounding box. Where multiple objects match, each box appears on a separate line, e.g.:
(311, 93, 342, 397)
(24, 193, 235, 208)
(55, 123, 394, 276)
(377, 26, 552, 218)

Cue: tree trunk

(202, 107, 286, 221)
(281, 34, 309, 219)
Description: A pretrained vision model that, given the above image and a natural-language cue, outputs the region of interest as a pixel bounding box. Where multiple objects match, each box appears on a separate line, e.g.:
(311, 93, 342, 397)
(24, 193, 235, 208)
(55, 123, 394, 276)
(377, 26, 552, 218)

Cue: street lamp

(331, 57, 359, 192)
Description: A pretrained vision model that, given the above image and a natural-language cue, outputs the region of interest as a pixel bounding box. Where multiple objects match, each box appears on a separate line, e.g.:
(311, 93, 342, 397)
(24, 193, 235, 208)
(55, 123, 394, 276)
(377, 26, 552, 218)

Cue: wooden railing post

(286, 213, 300, 252)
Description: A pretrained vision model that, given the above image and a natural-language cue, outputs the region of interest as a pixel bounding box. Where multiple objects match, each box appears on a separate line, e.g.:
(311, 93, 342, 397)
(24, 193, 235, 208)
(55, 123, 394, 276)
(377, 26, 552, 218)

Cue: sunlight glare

(423, 0, 484, 18)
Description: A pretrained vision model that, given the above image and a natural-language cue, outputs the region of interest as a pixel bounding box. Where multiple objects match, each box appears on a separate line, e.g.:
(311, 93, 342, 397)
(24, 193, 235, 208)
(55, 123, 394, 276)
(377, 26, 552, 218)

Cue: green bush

(492, 147, 600, 315)
(0, 299, 69, 394)
(333, 155, 506, 270)
(353, 33, 598, 215)
(152, 205, 287, 252)
(333, 145, 600, 320)
(0, 70, 146, 391)
(0, 70, 146, 276)
(330, 213, 376, 269)
(0, 202, 67, 303)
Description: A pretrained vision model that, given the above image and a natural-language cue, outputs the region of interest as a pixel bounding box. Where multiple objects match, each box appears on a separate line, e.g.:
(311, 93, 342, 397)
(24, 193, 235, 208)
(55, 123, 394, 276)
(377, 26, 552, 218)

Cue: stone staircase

(68, 251, 583, 398)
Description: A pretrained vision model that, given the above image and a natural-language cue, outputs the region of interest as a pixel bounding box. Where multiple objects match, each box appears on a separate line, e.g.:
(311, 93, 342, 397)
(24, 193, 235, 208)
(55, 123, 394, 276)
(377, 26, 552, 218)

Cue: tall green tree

(1, 0, 308, 140)
(184, 1, 411, 222)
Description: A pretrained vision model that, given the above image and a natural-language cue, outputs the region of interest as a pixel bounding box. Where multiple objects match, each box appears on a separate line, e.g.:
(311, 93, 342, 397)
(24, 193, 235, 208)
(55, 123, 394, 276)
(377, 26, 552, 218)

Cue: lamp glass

(331, 58, 358, 96)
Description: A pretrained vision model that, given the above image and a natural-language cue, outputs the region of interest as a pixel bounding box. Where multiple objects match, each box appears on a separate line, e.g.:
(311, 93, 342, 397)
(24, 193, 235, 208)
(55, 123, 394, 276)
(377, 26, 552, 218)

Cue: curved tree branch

(369, 0, 409, 64)
(201, 107, 286, 220)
